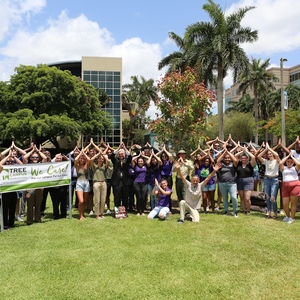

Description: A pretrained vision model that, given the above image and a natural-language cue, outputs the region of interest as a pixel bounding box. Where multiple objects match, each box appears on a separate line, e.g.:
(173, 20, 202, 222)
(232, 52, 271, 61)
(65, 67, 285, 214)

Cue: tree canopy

(158, 0, 258, 140)
(150, 68, 215, 152)
(122, 75, 157, 146)
(0, 64, 111, 148)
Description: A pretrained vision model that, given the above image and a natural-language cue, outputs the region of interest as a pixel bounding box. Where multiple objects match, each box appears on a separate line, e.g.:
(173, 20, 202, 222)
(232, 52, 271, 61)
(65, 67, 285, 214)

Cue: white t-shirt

(184, 181, 204, 209)
(262, 159, 279, 177)
(282, 166, 298, 182)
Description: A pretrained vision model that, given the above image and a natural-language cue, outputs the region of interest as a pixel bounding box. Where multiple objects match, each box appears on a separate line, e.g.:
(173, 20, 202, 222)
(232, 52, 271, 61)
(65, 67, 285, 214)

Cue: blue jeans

(148, 184, 157, 209)
(219, 182, 238, 213)
(148, 206, 170, 219)
(264, 177, 278, 213)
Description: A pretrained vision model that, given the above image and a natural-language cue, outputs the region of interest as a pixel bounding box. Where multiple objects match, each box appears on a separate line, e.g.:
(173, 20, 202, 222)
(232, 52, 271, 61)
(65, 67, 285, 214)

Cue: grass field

(1, 199, 300, 300)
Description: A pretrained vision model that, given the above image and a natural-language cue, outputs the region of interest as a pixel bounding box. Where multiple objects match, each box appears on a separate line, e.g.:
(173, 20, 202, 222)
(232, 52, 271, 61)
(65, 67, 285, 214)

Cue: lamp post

(280, 58, 287, 147)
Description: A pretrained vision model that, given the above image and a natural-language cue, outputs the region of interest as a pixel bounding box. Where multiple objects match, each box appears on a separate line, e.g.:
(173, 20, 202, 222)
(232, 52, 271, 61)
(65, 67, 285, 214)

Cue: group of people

(1, 135, 300, 229)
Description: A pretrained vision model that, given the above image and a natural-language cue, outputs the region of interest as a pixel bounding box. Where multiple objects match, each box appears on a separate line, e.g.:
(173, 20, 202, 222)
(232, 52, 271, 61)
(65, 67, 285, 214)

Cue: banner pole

(68, 153, 72, 219)
(0, 193, 4, 233)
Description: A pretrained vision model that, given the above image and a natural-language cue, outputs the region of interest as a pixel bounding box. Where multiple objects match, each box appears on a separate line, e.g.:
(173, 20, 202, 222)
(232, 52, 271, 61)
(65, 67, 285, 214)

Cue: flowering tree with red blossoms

(150, 68, 215, 152)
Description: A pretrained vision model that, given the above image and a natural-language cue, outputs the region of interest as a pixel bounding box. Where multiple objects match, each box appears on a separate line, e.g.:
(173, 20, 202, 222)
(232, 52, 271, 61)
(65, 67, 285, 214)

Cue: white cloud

(226, 0, 300, 55)
(0, 9, 162, 87)
(0, 0, 46, 42)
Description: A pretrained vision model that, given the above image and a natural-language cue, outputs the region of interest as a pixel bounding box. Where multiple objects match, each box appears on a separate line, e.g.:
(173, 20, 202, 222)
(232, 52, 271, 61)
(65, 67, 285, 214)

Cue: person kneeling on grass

(175, 160, 221, 224)
(148, 179, 172, 220)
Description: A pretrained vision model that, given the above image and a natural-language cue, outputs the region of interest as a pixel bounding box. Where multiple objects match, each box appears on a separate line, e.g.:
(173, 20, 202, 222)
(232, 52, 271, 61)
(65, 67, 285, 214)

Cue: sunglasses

(31, 156, 39, 159)
(6, 160, 14, 163)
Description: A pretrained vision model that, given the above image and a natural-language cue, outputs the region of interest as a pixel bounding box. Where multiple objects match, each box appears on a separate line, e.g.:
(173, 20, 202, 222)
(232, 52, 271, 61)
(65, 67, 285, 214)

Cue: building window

(83, 70, 122, 147)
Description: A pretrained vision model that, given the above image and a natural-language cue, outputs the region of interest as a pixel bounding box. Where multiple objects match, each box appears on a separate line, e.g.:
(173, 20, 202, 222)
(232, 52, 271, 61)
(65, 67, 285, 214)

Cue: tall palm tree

(158, 32, 189, 73)
(122, 75, 157, 145)
(183, 0, 258, 140)
(238, 58, 278, 143)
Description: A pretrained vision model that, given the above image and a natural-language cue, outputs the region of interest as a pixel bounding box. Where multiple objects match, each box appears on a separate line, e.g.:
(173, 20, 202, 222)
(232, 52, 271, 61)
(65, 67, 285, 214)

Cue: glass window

(114, 137, 120, 144)
(83, 75, 90, 81)
(114, 89, 120, 96)
(114, 75, 120, 82)
(114, 110, 120, 116)
(99, 82, 105, 89)
(99, 75, 106, 81)
(113, 116, 120, 123)
(106, 89, 113, 95)
(114, 96, 120, 102)
(91, 74, 98, 81)
(91, 71, 98, 75)
(106, 82, 113, 88)
(106, 75, 113, 81)
(114, 82, 120, 88)
(113, 102, 120, 108)
(91, 82, 98, 88)
(83, 71, 90, 75)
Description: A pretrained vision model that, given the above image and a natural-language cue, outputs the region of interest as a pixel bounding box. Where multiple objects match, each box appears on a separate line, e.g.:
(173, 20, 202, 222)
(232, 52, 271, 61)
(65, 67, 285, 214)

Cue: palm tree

(122, 75, 157, 145)
(158, 32, 189, 73)
(183, 0, 258, 140)
(238, 58, 278, 143)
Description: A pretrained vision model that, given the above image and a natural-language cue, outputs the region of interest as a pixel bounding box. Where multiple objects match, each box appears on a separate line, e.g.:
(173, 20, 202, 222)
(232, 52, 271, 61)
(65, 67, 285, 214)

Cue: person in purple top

(157, 145, 174, 212)
(197, 154, 216, 213)
(146, 151, 162, 209)
(148, 179, 172, 220)
(131, 154, 148, 216)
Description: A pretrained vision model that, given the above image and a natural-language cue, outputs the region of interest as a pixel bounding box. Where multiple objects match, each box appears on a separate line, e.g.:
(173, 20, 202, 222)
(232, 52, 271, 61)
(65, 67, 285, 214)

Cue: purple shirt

(147, 167, 161, 185)
(157, 187, 172, 207)
(160, 160, 173, 177)
(197, 165, 215, 185)
(133, 165, 147, 183)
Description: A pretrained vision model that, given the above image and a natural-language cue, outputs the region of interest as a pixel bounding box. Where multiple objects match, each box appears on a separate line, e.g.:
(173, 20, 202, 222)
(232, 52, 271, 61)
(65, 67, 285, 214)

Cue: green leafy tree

(0, 64, 111, 148)
(205, 111, 255, 142)
(150, 68, 215, 152)
(264, 109, 300, 142)
(237, 58, 277, 143)
(122, 75, 157, 146)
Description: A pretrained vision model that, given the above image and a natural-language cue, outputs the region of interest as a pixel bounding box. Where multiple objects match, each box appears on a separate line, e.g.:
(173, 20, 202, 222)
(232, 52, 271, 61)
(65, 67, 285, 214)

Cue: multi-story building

(48, 56, 122, 147)
(225, 63, 300, 111)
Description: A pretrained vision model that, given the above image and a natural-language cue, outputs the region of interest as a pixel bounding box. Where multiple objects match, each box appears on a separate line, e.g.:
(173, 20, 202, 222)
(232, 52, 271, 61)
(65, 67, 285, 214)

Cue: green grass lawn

(1, 199, 300, 300)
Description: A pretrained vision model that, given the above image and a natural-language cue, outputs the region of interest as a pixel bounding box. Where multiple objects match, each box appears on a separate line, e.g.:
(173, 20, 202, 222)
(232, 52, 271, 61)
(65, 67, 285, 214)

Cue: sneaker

(16, 216, 24, 222)
(89, 210, 94, 216)
(233, 212, 238, 218)
(214, 207, 220, 212)
(185, 213, 191, 218)
(106, 209, 111, 215)
(287, 218, 295, 224)
(283, 216, 290, 222)
(224, 211, 228, 216)
(178, 219, 184, 224)
(206, 206, 209, 212)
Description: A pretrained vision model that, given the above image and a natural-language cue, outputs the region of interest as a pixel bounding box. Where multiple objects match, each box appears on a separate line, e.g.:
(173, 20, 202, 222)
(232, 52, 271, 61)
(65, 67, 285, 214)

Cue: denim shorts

(76, 180, 90, 193)
(202, 182, 216, 192)
(237, 177, 254, 191)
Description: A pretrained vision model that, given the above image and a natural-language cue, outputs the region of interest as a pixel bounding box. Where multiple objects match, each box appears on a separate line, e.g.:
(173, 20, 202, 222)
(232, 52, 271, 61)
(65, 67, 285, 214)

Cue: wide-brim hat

(177, 149, 186, 154)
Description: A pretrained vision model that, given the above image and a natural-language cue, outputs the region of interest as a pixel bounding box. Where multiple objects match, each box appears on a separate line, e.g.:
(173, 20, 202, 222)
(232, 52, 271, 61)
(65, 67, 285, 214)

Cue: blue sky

(1, 0, 300, 117)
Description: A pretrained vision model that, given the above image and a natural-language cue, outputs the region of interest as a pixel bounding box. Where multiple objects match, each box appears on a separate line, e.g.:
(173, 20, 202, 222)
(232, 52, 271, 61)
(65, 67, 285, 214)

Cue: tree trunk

(217, 68, 224, 141)
(254, 95, 259, 144)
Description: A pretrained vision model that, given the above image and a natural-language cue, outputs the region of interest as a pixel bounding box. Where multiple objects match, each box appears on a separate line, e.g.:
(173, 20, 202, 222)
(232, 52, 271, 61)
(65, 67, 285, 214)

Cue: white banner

(0, 161, 71, 193)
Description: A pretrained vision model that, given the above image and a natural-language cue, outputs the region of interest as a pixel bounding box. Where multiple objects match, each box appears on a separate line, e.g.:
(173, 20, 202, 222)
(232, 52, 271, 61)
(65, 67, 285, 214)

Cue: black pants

(2, 192, 17, 228)
(41, 187, 52, 213)
(134, 182, 148, 214)
(49, 186, 68, 219)
(113, 181, 130, 211)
